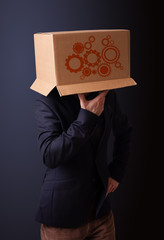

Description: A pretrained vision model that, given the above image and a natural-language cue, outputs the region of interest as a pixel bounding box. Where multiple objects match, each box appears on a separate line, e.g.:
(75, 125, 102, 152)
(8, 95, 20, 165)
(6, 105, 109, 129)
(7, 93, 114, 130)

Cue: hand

(105, 177, 119, 197)
(78, 90, 109, 116)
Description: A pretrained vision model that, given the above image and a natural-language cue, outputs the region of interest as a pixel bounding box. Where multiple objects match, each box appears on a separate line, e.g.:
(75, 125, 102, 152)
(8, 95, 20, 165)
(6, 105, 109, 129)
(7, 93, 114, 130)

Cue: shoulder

(34, 87, 71, 110)
(34, 87, 78, 114)
(34, 87, 60, 106)
(33, 88, 63, 117)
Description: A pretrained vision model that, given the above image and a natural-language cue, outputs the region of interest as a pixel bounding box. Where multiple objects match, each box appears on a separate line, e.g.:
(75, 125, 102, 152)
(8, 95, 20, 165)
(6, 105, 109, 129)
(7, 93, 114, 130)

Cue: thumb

(78, 93, 86, 104)
(94, 90, 109, 102)
(98, 90, 109, 98)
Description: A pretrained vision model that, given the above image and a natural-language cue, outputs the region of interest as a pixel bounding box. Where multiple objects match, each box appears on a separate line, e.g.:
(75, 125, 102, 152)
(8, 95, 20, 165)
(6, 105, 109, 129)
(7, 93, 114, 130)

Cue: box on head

(30, 29, 136, 96)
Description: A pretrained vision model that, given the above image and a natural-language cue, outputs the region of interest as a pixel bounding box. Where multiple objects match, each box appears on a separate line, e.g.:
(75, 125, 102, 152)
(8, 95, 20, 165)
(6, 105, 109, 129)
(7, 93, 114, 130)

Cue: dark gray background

(0, 0, 153, 239)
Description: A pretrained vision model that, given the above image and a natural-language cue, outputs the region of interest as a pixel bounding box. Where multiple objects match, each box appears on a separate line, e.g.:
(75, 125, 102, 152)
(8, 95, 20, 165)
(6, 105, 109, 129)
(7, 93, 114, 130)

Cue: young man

(34, 88, 132, 240)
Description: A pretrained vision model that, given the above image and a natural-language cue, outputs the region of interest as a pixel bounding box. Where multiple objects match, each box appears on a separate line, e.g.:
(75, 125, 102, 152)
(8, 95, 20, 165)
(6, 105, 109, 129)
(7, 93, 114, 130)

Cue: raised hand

(78, 90, 109, 117)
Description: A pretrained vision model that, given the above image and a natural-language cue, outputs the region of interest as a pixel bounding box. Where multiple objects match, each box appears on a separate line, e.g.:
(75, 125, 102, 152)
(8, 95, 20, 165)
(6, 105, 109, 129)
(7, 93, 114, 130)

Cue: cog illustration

(92, 69, 97, 75)
(65, 54, 84, 73)
(65, 34, 123, 79)
(84, 49, 101, 67)
(73, 42, 84, 54)
(82, 67, 92, 77)
(89, 35, 95, 42)
(97, 63, 111, 77)
(102, 38, 110, 46)
(102, 46, 120, 64)
(84, 42, 92, 49)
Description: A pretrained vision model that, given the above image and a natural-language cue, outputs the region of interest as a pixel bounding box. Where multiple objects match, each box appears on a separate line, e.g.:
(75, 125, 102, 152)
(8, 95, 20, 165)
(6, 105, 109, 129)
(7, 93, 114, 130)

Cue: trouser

(40, 210, 115, 240)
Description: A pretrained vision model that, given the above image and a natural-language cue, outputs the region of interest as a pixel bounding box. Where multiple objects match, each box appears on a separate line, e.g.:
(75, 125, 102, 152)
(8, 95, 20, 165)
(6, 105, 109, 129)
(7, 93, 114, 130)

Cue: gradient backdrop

(0, 0, 153, 239)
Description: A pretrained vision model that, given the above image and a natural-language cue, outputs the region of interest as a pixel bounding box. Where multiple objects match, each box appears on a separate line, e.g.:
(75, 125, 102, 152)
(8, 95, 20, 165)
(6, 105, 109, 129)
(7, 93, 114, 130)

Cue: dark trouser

(40, 210, 115, 240)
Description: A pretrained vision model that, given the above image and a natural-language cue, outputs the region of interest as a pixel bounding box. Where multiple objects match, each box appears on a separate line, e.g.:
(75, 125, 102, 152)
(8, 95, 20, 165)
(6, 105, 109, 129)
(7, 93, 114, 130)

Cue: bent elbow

(42, 144, 58, 169)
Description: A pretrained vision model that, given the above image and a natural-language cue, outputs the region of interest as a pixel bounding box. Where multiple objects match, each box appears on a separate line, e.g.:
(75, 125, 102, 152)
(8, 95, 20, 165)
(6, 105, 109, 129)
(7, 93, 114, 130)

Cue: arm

(34, 99, 99, 168)
(108, 91, 133, 183)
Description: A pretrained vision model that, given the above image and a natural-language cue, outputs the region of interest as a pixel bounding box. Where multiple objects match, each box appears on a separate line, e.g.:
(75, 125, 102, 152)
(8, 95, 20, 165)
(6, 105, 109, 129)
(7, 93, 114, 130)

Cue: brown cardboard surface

(57, 78, 136, 96)
(30, 29, 136, 96)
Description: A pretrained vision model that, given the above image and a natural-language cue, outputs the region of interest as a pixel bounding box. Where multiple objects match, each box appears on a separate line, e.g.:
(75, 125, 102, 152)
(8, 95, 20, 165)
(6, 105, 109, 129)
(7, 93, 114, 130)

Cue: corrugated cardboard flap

(57, 78, 136, 96)
(30, 78, 56, 96)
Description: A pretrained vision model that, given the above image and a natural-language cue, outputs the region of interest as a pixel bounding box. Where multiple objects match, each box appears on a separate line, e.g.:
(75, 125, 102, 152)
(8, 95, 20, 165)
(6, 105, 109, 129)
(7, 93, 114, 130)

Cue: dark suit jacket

(34, 88, 132, 228)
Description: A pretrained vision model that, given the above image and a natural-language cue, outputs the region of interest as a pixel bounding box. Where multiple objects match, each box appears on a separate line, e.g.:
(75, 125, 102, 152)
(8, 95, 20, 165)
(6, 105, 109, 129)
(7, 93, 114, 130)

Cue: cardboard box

(30, 29, 136, 96)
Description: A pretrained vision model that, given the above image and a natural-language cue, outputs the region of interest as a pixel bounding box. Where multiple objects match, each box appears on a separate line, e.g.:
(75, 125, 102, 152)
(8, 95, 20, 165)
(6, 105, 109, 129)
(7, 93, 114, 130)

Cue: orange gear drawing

(82, 67, 91, 76)
(84, 42, 92, 49)
(102, 46, 120, 64)
(65, 54, 84, 73)
(65, 34, 123, 78)
(115, 62, 121, 68)
(92, 69, 97, 75)
(102, 38, 110, 46)
(84, 49, 101, 67)
(89, 35, 95, 42)
(115, 61, 123, 70)
(73, 42, 84, 54)
(97, 63, 111, 77)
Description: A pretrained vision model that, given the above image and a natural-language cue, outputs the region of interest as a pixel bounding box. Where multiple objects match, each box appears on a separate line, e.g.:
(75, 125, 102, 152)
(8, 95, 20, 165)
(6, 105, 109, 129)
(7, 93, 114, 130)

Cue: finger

(111, 187, 116, 192)
(105, 192, 109, 197)
(98, 90, 109, 98)
(78, 93, 86, 103)
(107, 184, 113, 193)
(106, 188, 111, 197)
(93, 90, 109, 102)
(106, 186, 113, 197)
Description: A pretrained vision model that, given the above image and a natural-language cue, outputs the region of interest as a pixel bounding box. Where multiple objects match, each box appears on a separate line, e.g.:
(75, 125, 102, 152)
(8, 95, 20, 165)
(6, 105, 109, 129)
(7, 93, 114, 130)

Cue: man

(34, 87, 132, 240)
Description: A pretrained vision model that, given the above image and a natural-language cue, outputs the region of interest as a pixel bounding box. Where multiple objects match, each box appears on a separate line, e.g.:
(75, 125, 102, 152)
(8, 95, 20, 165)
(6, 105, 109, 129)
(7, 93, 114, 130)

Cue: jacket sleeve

(34, 99, 99, 168)
(108, 92, 133, 183)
